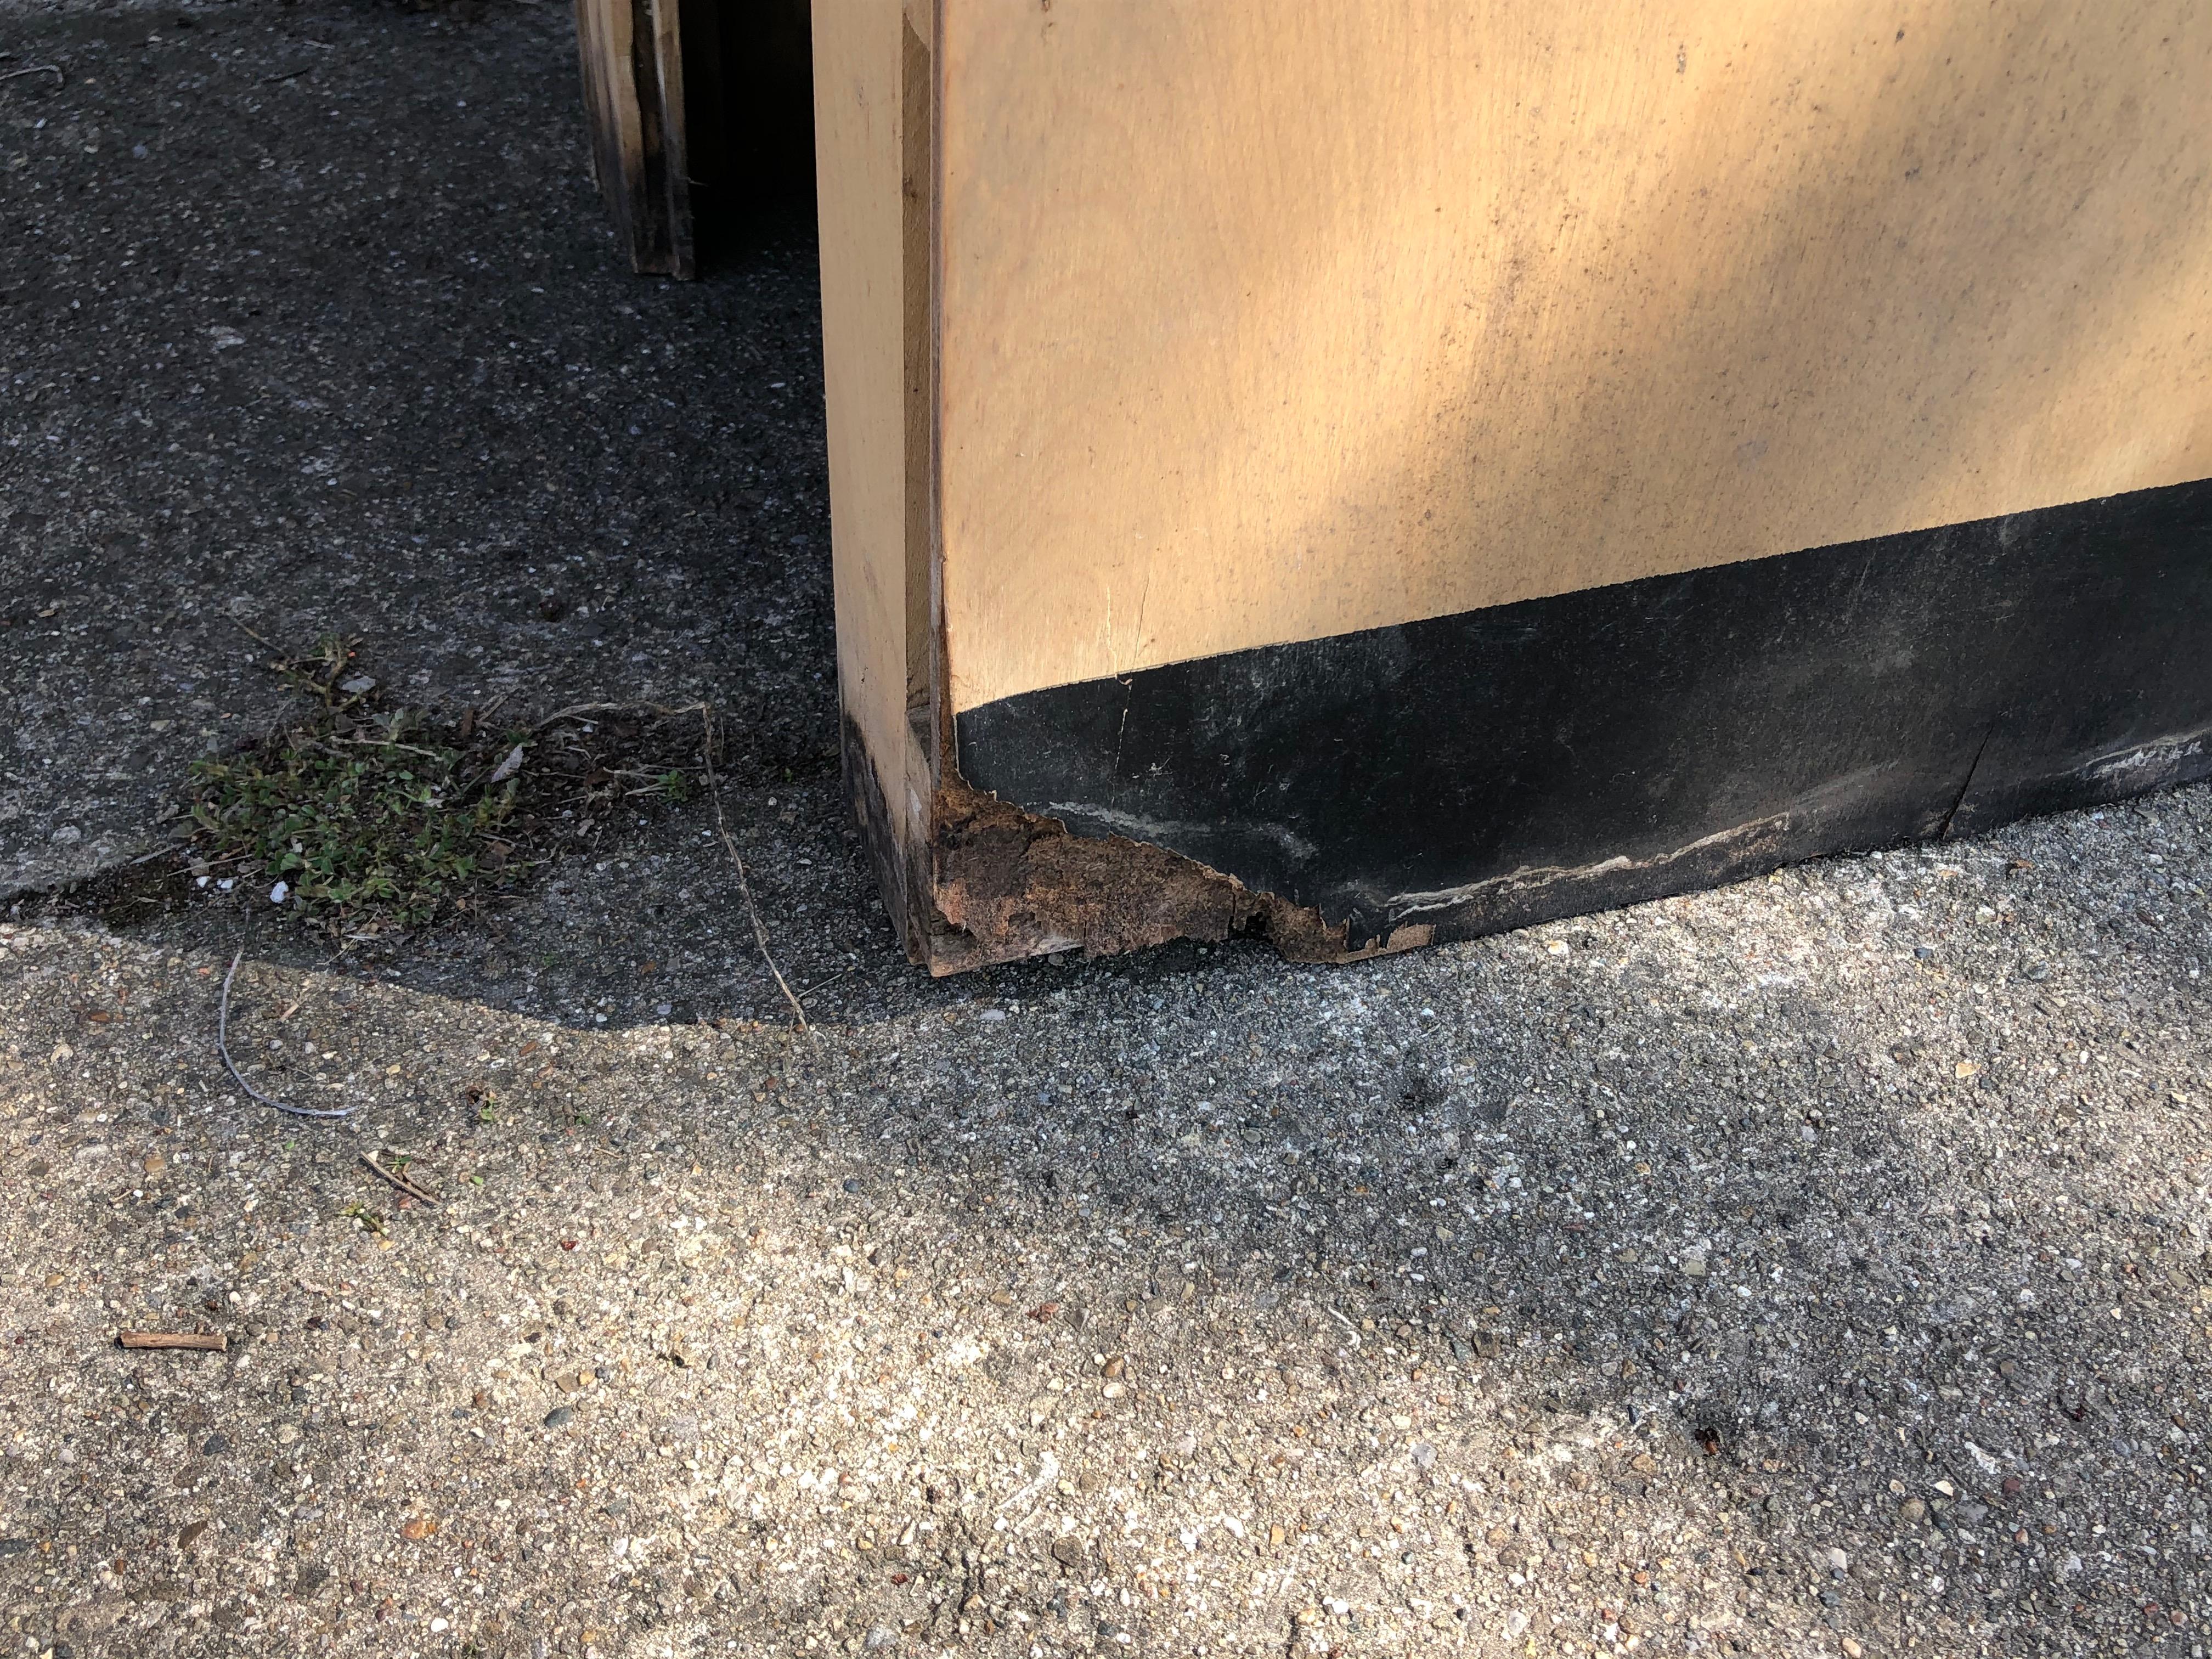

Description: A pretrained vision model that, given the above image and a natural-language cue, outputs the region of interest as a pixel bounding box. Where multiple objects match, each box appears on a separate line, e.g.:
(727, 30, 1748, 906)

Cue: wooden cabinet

(818, 1, 2212, 972)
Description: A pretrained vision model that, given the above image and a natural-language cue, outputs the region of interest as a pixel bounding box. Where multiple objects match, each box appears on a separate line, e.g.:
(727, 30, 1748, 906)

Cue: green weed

(180, 636, 718, 939)
(187, 639, 529, 932)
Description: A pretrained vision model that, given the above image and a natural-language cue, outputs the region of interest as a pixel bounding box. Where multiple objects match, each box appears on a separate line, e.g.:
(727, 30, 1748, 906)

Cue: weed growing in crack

(176, 636, 715, 939)
(185, 636, 529, 933)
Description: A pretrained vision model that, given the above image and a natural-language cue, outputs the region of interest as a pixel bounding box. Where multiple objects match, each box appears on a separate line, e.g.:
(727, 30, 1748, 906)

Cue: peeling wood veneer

(918, 775, 1432, 976)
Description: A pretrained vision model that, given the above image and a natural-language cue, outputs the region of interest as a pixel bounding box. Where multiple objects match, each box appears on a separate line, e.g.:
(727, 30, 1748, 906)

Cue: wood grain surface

(932, 0, 2212, 712)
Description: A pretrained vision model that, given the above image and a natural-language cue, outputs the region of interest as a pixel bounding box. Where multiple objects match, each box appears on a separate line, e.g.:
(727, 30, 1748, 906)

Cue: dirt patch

(181, 635, 542, 935)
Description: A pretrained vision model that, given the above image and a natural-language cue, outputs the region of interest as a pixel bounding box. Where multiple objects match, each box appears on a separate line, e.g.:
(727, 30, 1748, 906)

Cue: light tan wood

(933, 0, 2212, 713)
(812, 0, 936, 937)
(117, 1331, 227, 1352)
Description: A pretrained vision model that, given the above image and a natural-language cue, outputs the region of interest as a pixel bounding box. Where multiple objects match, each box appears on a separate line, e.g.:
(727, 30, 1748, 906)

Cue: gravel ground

(0, 0, 865, 1030)
(6, 6, 2212, 1659)
(5, 797, 2212, 1659)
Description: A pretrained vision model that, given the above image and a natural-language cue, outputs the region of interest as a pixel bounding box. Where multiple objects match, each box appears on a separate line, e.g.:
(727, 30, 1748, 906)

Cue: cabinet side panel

(814, 0, 932, 951)
(935, 0, 2212, 712)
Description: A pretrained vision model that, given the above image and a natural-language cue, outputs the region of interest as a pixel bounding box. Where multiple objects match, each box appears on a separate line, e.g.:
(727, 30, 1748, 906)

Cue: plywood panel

(934, 0, 2212, 713)
(812, 0, 936, 945)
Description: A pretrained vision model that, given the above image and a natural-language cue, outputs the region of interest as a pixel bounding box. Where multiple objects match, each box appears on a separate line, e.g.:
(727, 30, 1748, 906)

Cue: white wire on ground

(696, 706, 809, 1034)
(218, 947, 354, 1119)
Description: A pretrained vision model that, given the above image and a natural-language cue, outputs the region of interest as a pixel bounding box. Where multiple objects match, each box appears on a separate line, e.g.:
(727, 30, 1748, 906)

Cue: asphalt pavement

(3, 4, 2210, 1658)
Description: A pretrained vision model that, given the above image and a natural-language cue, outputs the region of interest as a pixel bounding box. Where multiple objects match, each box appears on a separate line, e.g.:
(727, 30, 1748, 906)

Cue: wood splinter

(117, 1331, 228, 1353)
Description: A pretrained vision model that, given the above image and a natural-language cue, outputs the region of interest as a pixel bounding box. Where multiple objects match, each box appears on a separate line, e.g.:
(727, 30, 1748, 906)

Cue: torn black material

(957, 476, 2212, 952)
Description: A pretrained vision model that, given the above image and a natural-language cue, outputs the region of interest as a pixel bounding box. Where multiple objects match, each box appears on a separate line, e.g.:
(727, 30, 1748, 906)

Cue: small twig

(0, 64, 63, 88)
(531, 699, 659, 733)
(360, 1153, 439, 1207)
(118, 1331, 227, 1352)
(512, 695, 806, 1028)
(218, 948, 354, 1119)
(259, 67, 308, 84)
(223, 614, 279, 652)
(322, 735, 452, 761)
(698, 707, 808, 1034)
(794, 966, 855, 1005)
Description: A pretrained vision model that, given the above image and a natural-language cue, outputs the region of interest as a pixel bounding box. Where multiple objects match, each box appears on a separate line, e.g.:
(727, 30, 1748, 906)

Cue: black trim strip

(956, 477, 2212, 950)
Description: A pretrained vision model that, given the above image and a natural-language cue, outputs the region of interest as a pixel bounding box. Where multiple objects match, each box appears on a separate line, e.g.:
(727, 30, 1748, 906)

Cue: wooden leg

(573, 0, 696, 278)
